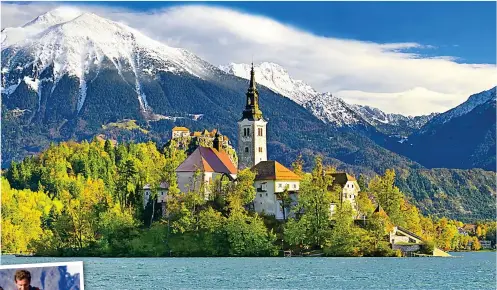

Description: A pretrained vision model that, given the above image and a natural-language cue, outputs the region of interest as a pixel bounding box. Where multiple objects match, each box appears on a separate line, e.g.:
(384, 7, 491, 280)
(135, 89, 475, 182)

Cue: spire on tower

(241, 61, 263, 121)
(213, 129, 223, 152)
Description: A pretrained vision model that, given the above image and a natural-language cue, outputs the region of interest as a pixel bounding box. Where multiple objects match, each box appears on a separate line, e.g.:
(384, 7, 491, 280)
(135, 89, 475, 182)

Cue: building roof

(176, 146, 237, 175)
(251, 161, 301, 181)
(172, 126, 190, 132)
(143, 182, 169, 190)
(329, 172, 356, 187)
(374, 205, 384, 213)
(396, 226, 424, 242)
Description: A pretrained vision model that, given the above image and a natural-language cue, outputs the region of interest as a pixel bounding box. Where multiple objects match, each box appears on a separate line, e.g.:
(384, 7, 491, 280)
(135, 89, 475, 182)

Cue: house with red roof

(176, 133, 237, 196)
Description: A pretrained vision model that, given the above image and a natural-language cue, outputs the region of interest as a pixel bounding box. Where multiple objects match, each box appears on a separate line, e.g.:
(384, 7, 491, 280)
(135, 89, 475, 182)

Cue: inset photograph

(0, 262, 83, 290)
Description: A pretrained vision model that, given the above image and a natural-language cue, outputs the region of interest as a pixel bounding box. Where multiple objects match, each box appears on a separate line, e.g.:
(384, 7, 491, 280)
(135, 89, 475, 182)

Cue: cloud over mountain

(2, 3, 495, 115)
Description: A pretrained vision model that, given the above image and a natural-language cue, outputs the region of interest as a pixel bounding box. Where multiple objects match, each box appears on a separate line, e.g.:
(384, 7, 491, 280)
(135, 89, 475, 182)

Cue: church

(144, 63, 358, 220)
(164, 63, 301, 218)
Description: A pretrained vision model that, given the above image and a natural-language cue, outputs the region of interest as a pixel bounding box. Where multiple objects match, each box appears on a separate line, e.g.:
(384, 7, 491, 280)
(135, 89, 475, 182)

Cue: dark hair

(14, 269, 31, 283)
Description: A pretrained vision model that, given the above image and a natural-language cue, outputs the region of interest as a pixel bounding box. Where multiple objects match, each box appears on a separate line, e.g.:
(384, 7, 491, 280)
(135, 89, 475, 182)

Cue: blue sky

(73, 1, 496, 64)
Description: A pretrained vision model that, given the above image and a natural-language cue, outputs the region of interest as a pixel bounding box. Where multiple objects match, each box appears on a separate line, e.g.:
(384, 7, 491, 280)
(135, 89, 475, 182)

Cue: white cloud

(1, 3, 495, 115)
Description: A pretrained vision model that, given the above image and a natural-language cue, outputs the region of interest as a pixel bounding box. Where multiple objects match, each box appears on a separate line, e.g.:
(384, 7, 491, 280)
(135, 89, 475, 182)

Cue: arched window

(245, 147, 249, 153)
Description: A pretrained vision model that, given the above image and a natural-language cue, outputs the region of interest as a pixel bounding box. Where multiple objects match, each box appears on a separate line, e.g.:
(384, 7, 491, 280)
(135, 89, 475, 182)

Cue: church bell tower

(237, 63, 267, 170)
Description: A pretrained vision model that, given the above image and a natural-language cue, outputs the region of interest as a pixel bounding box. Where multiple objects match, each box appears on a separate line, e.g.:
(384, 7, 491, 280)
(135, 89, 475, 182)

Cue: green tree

(275, 185, 292, 222)
(368, 169, 404, 225)
(285, 156, 334, 249)
(116, 159, 138, 211)
(291, 154, 304, 177)
(325, 202, 362, 257)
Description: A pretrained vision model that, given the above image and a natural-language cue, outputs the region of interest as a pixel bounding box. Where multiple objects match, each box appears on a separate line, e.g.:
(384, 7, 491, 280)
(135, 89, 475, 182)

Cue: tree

(116, 159, 138, 211)
(275, 185, 292, 222)
(368, 169, 404, 226)
(223, 211, 278, 257)
(285, 156, 334, 249)
(1, 178, 55, 254)
(225, 169, 256, 213)
(356, 191, 375, 217)
(364, 209, 393, 255)
(291, 154, 304, 177)
(325, 202, 362, 256)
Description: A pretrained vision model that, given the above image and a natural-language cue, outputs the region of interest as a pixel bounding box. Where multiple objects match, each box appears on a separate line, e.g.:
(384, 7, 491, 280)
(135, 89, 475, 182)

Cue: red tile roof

(176, 147, 237, 175)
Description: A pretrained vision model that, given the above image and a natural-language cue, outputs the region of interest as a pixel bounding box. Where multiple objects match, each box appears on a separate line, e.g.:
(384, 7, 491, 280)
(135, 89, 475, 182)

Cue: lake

(1, 252, 495, 289)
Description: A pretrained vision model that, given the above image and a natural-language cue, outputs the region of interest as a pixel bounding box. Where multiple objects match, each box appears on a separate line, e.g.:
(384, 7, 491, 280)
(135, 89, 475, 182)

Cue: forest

(2, 139, 495, 257)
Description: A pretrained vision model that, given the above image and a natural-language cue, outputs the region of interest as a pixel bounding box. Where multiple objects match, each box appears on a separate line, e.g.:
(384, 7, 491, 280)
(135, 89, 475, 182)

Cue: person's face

(15, 279, 30, 290)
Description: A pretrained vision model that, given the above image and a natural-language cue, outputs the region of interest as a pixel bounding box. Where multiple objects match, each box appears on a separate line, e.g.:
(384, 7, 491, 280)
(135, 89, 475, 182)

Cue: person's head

(14, 269, 31, 290)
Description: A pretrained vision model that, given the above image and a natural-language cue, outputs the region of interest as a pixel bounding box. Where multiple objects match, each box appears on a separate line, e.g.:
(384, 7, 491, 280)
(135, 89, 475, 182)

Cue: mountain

(350, 104, 438, 136)
(219, 62, 368, 127)
(0, 9, 417, 176)
(220, 62, 436, 135)
(387, 87, 496, 171)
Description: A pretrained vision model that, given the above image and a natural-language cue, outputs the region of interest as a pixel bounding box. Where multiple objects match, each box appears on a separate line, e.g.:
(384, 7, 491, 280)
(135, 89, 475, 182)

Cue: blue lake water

(1, 252, 495, 289)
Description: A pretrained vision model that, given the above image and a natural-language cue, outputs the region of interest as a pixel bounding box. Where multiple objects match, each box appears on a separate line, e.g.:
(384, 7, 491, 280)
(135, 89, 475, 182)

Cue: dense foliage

(2, 140, 494, 257)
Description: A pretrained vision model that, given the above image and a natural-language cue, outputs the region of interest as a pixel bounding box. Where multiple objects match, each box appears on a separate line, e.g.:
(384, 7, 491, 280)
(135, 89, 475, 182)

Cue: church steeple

(213, 129, 223, 152)
(241, 62, 263, 121)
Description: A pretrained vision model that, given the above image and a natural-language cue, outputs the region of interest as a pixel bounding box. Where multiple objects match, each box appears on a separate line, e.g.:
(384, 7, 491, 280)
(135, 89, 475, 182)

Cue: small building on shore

(251, 160, 301, 220)
(390, 226, 424, 255)
(142, 182, 169, 217)
(328, 172, 361, 218)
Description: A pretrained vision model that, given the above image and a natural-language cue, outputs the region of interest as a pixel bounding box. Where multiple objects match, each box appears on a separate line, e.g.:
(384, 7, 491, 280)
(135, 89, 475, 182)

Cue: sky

(1, 1, 496, 115)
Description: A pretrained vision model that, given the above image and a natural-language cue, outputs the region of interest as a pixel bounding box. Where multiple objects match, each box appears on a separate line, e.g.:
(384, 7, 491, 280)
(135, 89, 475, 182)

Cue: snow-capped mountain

(220, 62, 368, 127)
(387, 87, 496, 171)
(350, 104, 438, 135)
(220, 62, 436, 133)
(219, 62, 318, 105)
(418, 86, 496, 133)
(2, 8, 216, 113)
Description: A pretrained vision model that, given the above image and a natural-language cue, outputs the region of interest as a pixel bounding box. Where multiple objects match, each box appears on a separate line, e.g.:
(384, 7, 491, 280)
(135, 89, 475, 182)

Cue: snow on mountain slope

(350, 104, 438, 130)
(220, 62, 437, 130)
(1, 9, 216, 112)
(219, 62, 318, 105)
(220, 62, 366, 127)
(420, 87, 496, 131)
(1, 7, 82, 47)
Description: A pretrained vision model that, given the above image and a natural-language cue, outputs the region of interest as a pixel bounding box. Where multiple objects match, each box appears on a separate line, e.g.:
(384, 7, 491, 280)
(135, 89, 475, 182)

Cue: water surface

(2, 252, 495, 289)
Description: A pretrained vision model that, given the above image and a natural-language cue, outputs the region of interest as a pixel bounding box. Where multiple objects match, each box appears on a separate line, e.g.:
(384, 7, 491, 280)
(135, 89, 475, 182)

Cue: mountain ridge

(220, 62, 438, 135)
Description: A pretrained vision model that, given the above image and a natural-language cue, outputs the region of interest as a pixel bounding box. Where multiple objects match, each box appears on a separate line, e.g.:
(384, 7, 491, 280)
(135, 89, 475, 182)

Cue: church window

(245, 147, 249, 153)
(258, 147, 263, 153)
(258, 128, 263, 136)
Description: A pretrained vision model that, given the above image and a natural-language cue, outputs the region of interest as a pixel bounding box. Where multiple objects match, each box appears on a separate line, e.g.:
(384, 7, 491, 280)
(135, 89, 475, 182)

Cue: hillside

(388, 88, 496, 171)
(396, 168, 496, 222)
